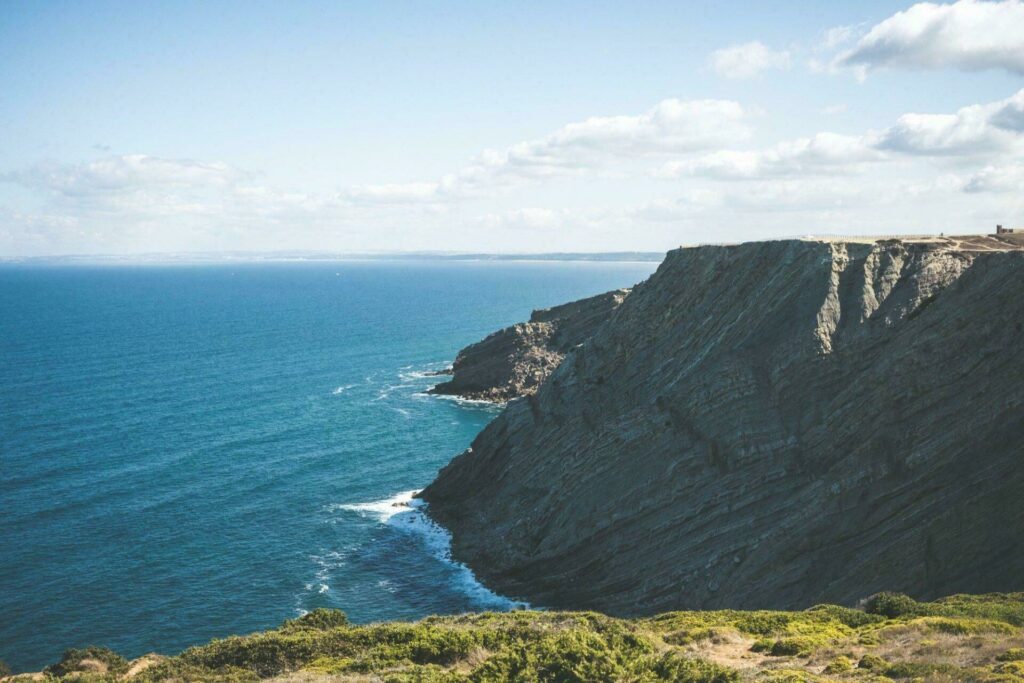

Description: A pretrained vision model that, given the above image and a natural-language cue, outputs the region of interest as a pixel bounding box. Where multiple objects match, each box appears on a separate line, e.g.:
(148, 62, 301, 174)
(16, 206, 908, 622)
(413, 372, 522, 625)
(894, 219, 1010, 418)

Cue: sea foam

(337, 490, 527, 611)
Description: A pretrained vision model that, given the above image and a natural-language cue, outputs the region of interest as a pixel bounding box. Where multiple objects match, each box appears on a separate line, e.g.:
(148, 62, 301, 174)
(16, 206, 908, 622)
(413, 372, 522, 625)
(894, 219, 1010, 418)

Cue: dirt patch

(681, 630, 771, 671)
(125, 654, 167, 678)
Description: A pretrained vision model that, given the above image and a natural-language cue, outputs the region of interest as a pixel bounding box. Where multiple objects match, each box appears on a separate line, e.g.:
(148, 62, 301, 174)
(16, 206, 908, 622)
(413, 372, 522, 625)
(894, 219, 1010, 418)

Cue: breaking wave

(335, 490, 527, 611)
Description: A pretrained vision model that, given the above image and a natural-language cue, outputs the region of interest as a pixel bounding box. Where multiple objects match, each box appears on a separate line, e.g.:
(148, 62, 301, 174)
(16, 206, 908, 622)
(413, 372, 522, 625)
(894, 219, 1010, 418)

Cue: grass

(4, 595, 1024, 682)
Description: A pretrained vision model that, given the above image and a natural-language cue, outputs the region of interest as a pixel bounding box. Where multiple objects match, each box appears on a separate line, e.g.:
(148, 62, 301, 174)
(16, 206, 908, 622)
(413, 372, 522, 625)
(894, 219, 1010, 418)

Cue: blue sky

(1, 0, 1023, 256)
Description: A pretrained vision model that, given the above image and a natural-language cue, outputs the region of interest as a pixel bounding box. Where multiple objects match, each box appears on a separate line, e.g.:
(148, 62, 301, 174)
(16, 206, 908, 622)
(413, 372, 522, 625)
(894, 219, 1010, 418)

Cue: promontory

(422, 234, 1024, 615)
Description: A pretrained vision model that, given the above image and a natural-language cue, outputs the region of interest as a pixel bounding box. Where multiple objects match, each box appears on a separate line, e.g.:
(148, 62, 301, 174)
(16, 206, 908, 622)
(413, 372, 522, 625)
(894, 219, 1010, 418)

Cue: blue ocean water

(0, 259, 656, 672)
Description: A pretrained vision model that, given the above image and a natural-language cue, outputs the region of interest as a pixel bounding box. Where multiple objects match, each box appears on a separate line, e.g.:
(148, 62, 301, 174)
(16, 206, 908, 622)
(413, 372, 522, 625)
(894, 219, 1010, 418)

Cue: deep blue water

(0, 260, 656, 672)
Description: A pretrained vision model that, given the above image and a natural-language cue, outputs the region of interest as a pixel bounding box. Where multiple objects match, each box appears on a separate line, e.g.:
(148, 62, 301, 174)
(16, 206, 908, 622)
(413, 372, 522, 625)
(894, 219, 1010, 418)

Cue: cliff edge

(429, 288, 630, 402)
(422, 236, 1024, 615)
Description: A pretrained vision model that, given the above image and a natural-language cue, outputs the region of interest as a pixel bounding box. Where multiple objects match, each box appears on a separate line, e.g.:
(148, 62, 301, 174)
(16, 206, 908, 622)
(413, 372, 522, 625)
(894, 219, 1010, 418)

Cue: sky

(1, 0, 1023, 257)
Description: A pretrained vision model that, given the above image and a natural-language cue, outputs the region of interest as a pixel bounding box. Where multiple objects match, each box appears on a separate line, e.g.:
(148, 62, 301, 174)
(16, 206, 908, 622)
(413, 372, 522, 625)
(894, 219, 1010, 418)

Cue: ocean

(0, 259, 656, 672)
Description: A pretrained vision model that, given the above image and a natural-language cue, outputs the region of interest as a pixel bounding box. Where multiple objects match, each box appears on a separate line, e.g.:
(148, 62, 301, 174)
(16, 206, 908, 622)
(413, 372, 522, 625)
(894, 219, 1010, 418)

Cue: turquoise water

(0, 260, 656, 672)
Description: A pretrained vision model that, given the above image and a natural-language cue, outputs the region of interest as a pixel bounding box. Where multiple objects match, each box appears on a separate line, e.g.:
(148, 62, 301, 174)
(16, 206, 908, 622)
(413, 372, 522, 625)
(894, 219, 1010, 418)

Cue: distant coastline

(0, 250, 667, 266)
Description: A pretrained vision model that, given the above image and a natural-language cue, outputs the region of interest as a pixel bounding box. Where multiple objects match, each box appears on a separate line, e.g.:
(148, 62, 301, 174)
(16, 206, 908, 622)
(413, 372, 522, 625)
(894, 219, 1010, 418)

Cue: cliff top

(7, 592, 1024, 682)
(675, 233, 1024, 253)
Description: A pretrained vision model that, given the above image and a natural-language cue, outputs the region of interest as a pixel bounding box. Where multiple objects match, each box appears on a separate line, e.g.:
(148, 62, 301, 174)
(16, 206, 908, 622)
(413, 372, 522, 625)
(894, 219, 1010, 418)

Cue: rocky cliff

(429, 288, 630, 402)
(422, 235, 1024, 615)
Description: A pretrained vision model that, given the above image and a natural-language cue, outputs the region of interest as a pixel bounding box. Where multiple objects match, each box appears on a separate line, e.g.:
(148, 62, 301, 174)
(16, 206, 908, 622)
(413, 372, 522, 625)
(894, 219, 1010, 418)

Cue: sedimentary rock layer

(429, 288, 630, 402)
(422, 237, 1024, 615)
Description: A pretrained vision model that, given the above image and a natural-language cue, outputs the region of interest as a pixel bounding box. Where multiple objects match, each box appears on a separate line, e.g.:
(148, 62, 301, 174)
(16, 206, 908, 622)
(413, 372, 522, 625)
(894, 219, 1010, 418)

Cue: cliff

(429, 288, 630, 402)
(422, 235, 1024, 615)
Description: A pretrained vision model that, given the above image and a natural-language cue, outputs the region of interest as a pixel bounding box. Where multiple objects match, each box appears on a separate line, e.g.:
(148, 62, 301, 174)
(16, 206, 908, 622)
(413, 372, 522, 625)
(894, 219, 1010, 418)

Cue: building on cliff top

(996, 224, 1018, 234)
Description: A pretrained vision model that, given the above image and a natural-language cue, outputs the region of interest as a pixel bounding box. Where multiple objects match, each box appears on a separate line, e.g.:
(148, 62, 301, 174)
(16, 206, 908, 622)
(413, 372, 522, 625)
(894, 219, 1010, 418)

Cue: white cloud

(338, 182, 444, 205)
(658, 133, 880, 180)
(326, 98, 753, 204)
(709, 41, 792, 79)
(480, 208, 567, 231)
(821, 25, 860, 50)
(961, 163, 1024, 192)
(5, 89, 1024, 257)
(873, 88, 1024, 156)
(449, 98, 752, 188)
(820, 103, 849, 116)
(836, 0, 1024, 75)
(5, 154, 245, 196)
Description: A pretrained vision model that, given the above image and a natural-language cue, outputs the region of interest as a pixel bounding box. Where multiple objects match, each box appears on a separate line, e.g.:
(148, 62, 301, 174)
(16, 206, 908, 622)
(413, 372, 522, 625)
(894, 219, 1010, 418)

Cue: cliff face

(422, 237, 1024, 615)
(429, 288, 630, 402)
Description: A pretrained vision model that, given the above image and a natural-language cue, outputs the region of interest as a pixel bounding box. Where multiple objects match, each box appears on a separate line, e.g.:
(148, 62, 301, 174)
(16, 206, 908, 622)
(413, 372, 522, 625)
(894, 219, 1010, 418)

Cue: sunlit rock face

(429, 288, 630, 402)
(423, 237, 1024, 615)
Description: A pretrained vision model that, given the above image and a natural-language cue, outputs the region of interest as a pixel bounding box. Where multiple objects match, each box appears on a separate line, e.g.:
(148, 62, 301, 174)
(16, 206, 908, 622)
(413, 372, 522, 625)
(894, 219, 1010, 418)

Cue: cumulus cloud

(0, 154, 368, 254)
(961, 164, 1024, 192)
(655, 88, 1024, 185)
(338, 182, 444, 205)
(5, 154, 245, 196)
(709, 41, 792, 79)
(480, 208, 568, 231)
(329, 98, 753, 203)
(450, 98, 751, 187)
(873, 88, 1024, 156)
(657, 133, 881, 180)
(835, 0, 1024, 75)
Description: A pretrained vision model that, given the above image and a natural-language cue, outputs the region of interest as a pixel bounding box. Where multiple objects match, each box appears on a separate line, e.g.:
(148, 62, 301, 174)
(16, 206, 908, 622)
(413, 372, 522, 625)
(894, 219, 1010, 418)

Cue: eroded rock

(422, 238, 1024, 615)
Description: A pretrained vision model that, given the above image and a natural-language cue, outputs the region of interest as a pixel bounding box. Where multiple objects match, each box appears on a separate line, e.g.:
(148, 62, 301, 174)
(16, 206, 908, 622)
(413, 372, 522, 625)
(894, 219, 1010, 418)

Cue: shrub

(858, 653, 888, 670)
(280, 608, 349, 632)
(994, 661, 1024, 678)
(134, 660, 259, 683)
(882, 661, 959, 679)
(864, 592, 920, 618)
(180, 634, 318, 677)
(409, 628, 479, 665)
(45, 647, 129, 677)
(823, 656, 854, 674)
(768, 639, 803, 657)
(925, 593, 1024, 627)
(999, 649, 1024, 662)
(805, 604, 884, 629)
(648, 652, 739, 683)
(759, 669, 825, 683)
(0, 660, 10, 678)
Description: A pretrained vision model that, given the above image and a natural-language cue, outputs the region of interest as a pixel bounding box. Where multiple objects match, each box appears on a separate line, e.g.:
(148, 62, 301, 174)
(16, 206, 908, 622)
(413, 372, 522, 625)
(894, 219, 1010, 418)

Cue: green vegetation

(5, 593, 1024, 682)
(45, 647, 129, 678)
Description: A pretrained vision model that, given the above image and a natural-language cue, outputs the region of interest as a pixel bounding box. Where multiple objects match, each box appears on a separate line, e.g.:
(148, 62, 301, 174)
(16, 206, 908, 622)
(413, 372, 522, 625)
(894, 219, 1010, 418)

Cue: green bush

(180, 633, 319, 676)
(0, 660, 10, 678)
(864, 592, 920, 618)
(28, 593, 1024, 682)
(279, 608, 349, 632)
(858, 653, 888, 670)
(994, 660, 1024, 678)
(768, 639, 803, 656)
(823, 656, 853, 674)
(45, 647, 129, 677)
(805, 604, 884, 629)
(134, 659, 259, 683)
(882, 661, 959, 679)
(759, 669, 825, 683)
(648, 652, 739, 683)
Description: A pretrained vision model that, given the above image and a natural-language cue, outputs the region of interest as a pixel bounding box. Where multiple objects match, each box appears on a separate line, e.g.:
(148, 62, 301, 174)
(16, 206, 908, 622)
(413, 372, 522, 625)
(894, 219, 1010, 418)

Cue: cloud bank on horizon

(1, 0, 1023, 257)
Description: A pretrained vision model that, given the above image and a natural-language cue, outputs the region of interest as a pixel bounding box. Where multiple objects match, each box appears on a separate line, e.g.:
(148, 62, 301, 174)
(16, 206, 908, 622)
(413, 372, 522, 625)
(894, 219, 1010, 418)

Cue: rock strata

(422, 236, 1024, 615)
(429, 288, 630, 402)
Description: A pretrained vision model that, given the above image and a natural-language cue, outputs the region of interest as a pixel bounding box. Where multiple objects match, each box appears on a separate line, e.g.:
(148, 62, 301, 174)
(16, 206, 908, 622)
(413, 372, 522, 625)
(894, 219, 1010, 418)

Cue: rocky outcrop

(429, 288, 630, 402)
(422, 237, 1024, 615)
